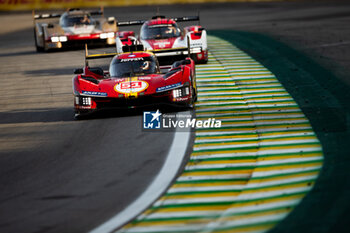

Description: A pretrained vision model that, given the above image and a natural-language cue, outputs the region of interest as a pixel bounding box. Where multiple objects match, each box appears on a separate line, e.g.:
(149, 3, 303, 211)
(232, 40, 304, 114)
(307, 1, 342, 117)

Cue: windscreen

(60, 13, 95, 27)
(140, 24, 181, 40)
(109, 56, 158, 77)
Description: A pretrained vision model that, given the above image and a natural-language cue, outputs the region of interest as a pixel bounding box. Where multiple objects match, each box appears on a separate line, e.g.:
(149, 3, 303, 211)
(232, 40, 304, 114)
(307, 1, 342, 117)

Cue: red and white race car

(33, 8, 134, 51)
(72, 45, 197, 118)
(115, 15, 208, 64)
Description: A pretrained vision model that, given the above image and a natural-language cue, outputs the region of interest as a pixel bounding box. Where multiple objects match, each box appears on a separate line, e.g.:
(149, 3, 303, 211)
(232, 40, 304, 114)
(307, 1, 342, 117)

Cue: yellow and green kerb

(117, 36, 323, 233)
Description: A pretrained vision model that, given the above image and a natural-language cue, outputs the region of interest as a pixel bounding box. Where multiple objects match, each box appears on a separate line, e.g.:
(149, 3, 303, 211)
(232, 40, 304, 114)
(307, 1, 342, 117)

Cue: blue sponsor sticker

(82, 91, 108, 97)
(156, 82, 182, 93)
(143, 110, 162, 129)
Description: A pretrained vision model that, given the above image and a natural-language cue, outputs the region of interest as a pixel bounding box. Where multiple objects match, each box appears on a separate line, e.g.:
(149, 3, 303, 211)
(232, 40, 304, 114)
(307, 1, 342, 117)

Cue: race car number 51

(115, 81, 149, 94)
(121, 82, 141, 89)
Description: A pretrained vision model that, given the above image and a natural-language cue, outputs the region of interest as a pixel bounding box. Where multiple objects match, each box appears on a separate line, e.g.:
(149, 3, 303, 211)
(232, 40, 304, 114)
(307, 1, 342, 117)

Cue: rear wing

(84, 44, 145, 67)
(151, 34, 191, 66)
(33, 8, 103, 21)
(84, 44, 190, 67)
(117, 20, 145, 27)
(33, 12, 61, 20)
(84, 44, 117, 66)
(152, 47, 189, 57)
(151, 47, 191, 66)
(117, 15, 200, 27)
(173, 16, 199, 23)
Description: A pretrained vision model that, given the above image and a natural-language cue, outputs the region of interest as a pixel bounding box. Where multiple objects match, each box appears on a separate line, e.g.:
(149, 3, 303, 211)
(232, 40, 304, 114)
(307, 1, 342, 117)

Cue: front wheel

(192, 86, 197, 102)
(34, 28, 43, 52)
(186, 86, 197, 109)
(42, 39, 49, 52)
(41, 28, 50, 52)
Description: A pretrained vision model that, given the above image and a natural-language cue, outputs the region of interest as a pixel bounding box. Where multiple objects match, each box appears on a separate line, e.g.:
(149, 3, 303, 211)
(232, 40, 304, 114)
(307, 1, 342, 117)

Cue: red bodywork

(141, 18, 208, 63)
(141, 18, 179, 50)
(146, 38, 177, 50)
(73, 51, 196, 116)
(65, 33, 101, 41)
(117, 31, 135, 45)
(116, 16, 208, 64)
(184, 25, 208, 63)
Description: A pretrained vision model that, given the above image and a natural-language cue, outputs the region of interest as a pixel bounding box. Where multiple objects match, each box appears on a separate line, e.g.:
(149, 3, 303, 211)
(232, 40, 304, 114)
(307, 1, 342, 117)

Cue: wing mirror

(171, 59, 191, 70)
(180, 30, 185, 40)
(108, 17, 116, 24)
(183, 59, 191, 65)
(74, 68, 83, 74)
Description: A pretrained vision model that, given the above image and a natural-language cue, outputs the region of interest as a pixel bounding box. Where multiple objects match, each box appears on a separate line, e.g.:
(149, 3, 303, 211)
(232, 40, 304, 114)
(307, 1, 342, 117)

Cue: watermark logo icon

(143, 110, 162, 129)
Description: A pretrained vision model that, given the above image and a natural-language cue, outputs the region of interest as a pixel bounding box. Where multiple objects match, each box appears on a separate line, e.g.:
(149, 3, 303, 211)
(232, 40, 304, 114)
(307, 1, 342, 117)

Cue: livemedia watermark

(142, 109, 221, 131)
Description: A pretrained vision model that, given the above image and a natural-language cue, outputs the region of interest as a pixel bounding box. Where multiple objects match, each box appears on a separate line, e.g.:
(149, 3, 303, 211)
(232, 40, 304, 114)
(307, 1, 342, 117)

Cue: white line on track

(89, 113, 192, 233)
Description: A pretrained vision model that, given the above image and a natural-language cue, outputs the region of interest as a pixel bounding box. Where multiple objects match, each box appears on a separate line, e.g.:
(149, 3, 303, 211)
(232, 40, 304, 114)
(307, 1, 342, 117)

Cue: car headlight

(51, 36, 59, 42)
(107, 32, 115, 38)
(59, 36, 67, 42)
(100, 33, 107, 39)
(173, 87, 190, 98)
(51, 36, 67, 42)
(173, 89, 182, 98)
(100, 32, 115, 39)
(81, 97, 92, 106)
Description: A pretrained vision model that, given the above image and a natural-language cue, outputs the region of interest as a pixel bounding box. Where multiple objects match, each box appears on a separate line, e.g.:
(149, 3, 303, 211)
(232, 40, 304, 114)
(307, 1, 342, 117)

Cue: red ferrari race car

(72, 45, 197, 118)
(33, 8, 134, 51)
(115, 15, 208, 64)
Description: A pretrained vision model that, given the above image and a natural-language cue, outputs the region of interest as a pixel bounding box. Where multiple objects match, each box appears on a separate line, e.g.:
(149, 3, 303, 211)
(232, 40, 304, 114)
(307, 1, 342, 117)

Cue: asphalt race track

(1, 1, 350, 233)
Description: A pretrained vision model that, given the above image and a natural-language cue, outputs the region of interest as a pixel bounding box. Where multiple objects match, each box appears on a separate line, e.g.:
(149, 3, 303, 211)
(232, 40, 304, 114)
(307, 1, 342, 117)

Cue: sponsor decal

(114, 80, 148, 94)
(128, 54, 136, 57)
(138, 76, 152, 81)
(120, 57, 144, 62)
(82, 91, 107, 97)
(154, 41, 170, 48)
(143, 110, 162, 129)
(173, 97, 189, 102)
(143, 109, 222, 130)
(114, 78, 126, 82)
(191, 42, 203, 47)
(78, 106, 93, 109)
(156, 82, 182, 92)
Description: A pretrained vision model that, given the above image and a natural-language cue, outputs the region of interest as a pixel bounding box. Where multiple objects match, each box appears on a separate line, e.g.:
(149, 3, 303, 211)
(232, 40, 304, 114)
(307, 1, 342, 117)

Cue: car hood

(63, 25, 98, 35)
(144, 37, 177, 50)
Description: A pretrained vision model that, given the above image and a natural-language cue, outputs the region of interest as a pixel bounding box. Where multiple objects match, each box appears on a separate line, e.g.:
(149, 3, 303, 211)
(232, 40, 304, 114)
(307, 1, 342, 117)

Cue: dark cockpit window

(109, 55, 158, 77)
(140, 24, 181, 40)
(60, 12, 95, 27)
